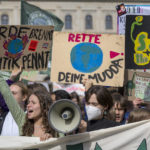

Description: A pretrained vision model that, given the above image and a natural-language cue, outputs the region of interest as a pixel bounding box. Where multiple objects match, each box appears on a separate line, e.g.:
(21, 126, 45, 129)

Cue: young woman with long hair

(0, 75, 55, 140)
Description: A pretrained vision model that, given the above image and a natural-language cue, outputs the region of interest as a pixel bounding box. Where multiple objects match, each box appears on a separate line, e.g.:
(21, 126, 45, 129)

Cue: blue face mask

(85, 105, 101, 121)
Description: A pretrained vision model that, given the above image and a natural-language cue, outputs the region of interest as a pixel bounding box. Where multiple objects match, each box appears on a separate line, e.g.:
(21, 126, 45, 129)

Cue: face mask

(85, 105, 101, 121)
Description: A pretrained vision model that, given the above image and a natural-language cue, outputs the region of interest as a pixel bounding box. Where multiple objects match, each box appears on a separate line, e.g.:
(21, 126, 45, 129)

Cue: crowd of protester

(0, 68, 150, 141)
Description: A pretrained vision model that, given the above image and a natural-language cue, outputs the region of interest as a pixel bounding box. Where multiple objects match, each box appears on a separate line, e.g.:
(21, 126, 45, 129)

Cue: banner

(21, 0, 64, 31)
(51, 32, 125, 87)
(125, 15, 150, 69)
(0, 120, 150, 150)
(117, 4, 150, 35)
(0, 25, 53, 71)
(53, 82, 85, 96)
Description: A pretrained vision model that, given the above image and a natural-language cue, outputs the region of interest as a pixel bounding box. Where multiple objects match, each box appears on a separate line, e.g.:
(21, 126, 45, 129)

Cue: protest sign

(125, 15, 150, 69)
(117, 5, 150, 35)
(135, 74, 150, 101)
(0, 120, 150, 150)
(20, 71, 39, 81)
(124, 69, 150, 101)
(0, 25, 53, 71)
(53, 82, 85, 96)
(51, 32, 125, 87)
(20, 71, 47, 82)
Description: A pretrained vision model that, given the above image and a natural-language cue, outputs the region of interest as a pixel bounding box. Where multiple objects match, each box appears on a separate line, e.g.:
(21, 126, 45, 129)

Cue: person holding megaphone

(48, 80, 120, 134)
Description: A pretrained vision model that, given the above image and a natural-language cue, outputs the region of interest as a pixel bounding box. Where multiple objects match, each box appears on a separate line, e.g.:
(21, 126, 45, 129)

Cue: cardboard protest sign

(124, 69, 150, 101)
(0, 25, 53, 71)
(135, 74, 150, 101)
(51, 32, 125, 86)
(53, 82, 85, 96)
(125, 15, 150, 69)
(20, 71, 47, 81)
(20, 71, 38, 81)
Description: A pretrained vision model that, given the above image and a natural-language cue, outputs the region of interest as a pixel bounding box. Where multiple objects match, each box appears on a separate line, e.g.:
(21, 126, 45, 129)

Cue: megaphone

(48, 99, 81, 134)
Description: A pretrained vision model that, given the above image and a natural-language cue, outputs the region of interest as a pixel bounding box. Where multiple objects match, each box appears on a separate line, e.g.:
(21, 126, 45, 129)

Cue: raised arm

(0, 74, 25, 134)
(0, 79, 14, 111)
(0, 67, 22, 112)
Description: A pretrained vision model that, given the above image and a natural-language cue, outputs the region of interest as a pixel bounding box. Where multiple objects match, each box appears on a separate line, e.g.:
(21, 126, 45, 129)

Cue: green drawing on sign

(130, 16, 150, 65)
(94, 143, 102, 150)
(137, 139, 147, 150)
(131, 16, 143, 43)
(125, 72, 136, 96)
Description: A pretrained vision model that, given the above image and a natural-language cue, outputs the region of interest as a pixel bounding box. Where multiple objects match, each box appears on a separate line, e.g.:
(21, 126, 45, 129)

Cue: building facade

(0, 0, 150, 33)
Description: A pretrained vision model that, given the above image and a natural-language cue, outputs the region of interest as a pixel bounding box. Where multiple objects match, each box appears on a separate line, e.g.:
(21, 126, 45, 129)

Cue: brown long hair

(22, 89, 55, 136)
(128, 108, 150, 123)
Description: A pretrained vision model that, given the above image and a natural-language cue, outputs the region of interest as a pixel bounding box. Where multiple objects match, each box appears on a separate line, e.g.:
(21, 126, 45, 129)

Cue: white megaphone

(48, 99, 81, 134)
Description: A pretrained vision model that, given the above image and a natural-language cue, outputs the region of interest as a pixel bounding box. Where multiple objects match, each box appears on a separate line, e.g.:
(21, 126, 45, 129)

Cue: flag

(21, 0, 64, 31)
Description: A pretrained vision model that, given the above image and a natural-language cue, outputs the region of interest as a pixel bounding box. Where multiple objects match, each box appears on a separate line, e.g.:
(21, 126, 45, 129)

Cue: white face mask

(85, 105, 101, 121)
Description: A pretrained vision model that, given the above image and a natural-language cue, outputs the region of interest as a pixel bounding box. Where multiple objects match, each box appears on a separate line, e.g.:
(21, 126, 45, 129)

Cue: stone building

(0, 0, 150, 33)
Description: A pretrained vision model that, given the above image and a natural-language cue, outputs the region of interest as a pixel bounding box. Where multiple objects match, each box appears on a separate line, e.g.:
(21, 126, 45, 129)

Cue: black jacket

(87, 118, 120, 132)
(0, 110, 8, 134)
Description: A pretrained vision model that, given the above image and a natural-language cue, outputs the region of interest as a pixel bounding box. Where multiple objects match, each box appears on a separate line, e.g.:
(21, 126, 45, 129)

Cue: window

(85, 15, 93, 29)
(65, 15, 72, 29)
(1, 14, 9, 25)
(105, 15, 112, 29)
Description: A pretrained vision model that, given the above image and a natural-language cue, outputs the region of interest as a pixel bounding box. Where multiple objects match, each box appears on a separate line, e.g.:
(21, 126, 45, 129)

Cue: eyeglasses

(87, 102, 99, 107)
